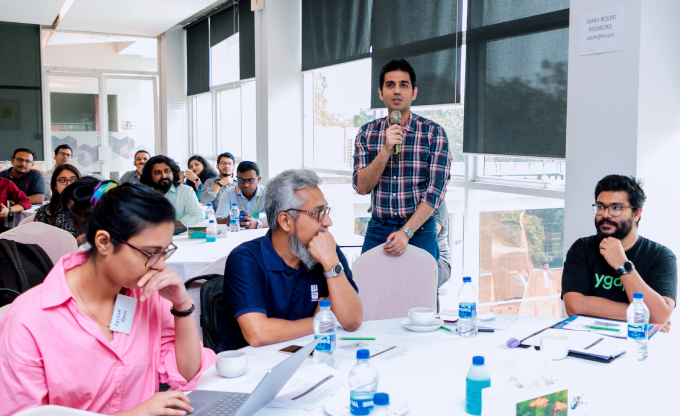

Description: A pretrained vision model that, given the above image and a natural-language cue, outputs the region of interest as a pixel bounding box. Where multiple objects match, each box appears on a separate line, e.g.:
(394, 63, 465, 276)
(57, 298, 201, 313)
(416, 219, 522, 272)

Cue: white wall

(159, 25, 190, 167)
(564, 0, 680, 259)
(43, 42, 157, 71)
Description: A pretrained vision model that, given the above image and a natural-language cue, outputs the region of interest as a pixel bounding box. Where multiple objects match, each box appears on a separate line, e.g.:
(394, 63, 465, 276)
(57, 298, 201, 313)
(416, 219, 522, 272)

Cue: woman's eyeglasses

(118, 239, 178, 267)
(56, 177, 78, 185)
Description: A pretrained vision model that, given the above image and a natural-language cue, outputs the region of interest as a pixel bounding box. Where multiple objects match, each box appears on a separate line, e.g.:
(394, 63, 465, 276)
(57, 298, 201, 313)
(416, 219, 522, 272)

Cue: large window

(478, 156, 565, 188)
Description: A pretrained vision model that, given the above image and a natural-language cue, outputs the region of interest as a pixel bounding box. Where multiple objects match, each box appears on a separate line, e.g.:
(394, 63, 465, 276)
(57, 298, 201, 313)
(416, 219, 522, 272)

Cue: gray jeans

(437, 259, 451, 312)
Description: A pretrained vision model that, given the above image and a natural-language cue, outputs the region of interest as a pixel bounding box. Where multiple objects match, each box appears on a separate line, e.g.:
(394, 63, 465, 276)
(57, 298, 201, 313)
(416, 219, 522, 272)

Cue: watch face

(624, 262, 634, 272)
(333, 264, 343, 274)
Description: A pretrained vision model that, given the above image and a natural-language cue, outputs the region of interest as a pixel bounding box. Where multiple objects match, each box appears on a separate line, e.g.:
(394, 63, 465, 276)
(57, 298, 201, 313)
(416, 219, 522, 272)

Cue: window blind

(186, 19, 210, 96)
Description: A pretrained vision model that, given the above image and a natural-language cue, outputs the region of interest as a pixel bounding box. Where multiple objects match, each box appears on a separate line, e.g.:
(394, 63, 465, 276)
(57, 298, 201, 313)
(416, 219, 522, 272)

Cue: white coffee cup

(540, 334, 569, 360)
(408, 307, 436, 326)
(216, 351, 248, 378)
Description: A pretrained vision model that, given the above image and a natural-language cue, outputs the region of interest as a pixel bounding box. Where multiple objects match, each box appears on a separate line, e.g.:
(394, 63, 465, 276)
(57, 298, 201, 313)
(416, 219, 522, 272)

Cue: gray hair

(265, 169, 321, 231)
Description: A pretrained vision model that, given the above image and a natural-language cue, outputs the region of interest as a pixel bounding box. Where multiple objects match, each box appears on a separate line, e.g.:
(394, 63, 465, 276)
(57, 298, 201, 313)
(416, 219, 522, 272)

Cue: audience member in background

(0, 177, 31, 231)
(199, 152, 235, 211)
(0, 148, 45, 204)
(216, 161, 268, 229)
(562, 175, 676, 331)
(435, 201, 451, 311)
(61, 177, 109, 246)
(141, 155, 204, 227)
(182, 155, 217, 199)
(353, 59, 451, 260)
(34, 164, 81, 239)
(42, 144, 73, 200)
(0, 182, 216, 415)
(219, 169, 362, 351)
(509, 268, 529, 301)
(118, 150, 150, 184)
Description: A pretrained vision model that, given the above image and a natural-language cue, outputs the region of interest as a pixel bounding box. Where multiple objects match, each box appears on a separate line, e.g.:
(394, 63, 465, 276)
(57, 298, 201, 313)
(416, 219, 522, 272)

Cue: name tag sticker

(109, 294, 137, 334)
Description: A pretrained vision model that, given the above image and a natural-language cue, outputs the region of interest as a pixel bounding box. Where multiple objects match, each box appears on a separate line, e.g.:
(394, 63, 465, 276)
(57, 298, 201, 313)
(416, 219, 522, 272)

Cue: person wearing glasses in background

(34, 164, 81, 239)
(199, 152, 236, 211)
(42, 144, 73, 200)
(0, 148, 45, 205)
(562, 175, 676, 332)
(219, 169, 362, 351)
(216, 161, 268, 229)
(119, 150, 151, 185)
(0, 182, 216, 415)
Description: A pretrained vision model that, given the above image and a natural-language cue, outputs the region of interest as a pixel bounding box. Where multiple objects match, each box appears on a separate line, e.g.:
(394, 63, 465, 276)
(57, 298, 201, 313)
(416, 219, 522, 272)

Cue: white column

(254, 0, 303, 183)
(564, 0, 680, 259)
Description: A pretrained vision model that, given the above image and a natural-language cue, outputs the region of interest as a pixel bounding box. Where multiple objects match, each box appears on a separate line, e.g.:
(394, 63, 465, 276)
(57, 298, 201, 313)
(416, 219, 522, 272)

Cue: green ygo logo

(595, 274, 625, 291)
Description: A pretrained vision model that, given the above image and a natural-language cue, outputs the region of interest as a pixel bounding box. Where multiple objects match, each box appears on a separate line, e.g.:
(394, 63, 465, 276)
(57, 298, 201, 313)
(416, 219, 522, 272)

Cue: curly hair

(140, 155, 181, 188)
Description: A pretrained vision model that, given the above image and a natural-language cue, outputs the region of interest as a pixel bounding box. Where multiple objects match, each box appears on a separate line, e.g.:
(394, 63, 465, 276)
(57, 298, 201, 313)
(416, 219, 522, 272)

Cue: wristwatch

(399, 227, 414, 239)
(616, 261, 635, 277)
(256, 219, 263, 229)
(323, 263, 344, 279)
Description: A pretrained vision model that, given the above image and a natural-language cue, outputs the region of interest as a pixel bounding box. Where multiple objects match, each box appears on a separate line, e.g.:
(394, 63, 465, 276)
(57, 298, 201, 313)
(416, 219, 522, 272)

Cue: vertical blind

(463, 0, 570, 158)
(185, 0, 256, 96)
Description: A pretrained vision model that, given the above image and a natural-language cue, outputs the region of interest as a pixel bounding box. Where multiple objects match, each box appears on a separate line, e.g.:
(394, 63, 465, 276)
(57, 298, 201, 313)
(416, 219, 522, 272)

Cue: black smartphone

(279, 345, 314, 357)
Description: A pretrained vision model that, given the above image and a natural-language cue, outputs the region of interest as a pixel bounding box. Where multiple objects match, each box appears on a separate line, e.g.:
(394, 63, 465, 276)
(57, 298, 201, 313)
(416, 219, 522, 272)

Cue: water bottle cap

(633, 292, 643, 299)
(319, 299, 330, 308)
(374, 393, 389, 406)
(207, 203, 212, 207)
(463, 276, 471, 283)
(472, 356, 484, 365)
(209, 220, 215, 223)
(356, 349, 370, 359)
(232, 203, 238, 206)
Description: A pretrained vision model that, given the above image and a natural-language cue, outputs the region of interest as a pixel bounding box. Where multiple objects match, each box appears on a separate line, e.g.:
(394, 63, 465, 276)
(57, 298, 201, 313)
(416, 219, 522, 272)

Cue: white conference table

(194, 314, 678, 415)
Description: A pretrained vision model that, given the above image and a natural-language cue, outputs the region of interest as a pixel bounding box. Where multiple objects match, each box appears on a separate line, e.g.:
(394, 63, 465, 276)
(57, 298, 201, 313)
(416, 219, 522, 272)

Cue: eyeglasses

(284, 207, 331, 222)
(592, 204, 635, 217)
(13, 157, 33, 165)
(218, 162, 234, 167)
(238, 178, 257, 184)
(56, 177, 78, 185)
(58, 152, 72, 158)
(118, 239, 177, 267)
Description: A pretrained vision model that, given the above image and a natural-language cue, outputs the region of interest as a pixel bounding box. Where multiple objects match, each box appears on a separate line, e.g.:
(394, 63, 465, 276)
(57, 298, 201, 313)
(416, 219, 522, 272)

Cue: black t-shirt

(0, 169, 45, 196)
(562, 235, 677, 304)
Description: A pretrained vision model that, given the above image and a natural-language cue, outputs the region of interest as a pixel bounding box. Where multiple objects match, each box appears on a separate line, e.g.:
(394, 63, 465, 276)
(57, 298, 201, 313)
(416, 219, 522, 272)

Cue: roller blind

(210, 6, 236, 47)
(370, 0, 464, 108)
(301, 0, 372, 71)
(238, 2, 255, 80)
(463, 0, 570, 158)
(186, 19, 210, 96)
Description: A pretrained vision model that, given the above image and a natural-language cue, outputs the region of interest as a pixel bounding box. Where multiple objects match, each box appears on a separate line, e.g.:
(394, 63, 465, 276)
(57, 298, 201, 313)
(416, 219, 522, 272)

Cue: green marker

(586, 325, 620, 332)
(339, 337, 376, 340)
(439, 326, 453, 332)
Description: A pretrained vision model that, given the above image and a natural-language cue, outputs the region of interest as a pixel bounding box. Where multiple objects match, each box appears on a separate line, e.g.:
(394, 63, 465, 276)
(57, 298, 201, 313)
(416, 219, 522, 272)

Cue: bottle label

(628, 323, 647, 340)
(459, 302, 477, 319)
(350, 397, 374, 415)
(314, 333, 336, 352)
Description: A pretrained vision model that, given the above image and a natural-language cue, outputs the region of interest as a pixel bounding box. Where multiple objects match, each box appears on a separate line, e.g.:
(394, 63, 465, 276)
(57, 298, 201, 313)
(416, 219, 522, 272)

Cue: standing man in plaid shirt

(353, 59, 451, 260)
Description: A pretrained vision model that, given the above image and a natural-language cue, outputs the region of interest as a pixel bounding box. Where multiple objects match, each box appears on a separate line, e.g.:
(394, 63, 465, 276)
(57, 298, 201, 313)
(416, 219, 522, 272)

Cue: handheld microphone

(390, 110, 401, 155)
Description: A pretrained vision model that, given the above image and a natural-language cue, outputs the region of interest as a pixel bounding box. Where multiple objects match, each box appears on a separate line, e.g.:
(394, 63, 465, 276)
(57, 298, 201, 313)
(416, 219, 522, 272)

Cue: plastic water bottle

(466, 356, 491, 415)
(131, 180, 135, 184)
(229, 203, 239, 232)
(313, 300, 337, 368)
(626, 292, 649, 361)
(458, 276, 478, 337)
(206, 220, 217, 242)
(348, 349, 379, 415)
(205, 203, 215, 221)
(372, 393, 390, 416)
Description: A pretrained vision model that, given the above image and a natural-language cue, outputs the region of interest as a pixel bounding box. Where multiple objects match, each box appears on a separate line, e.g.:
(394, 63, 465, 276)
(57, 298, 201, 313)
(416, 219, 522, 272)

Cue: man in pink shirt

(0, 181, 216, 415)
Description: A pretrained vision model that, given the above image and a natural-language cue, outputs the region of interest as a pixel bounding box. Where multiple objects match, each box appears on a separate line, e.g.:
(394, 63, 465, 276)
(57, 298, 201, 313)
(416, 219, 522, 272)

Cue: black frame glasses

(57, 152, 72, 158)
(592, 204, 635, 217)
(118, 239, 178, 267)
(237, 178, 257, 184)
(56, 177, 78, 185)
(284, 207, 331, 222)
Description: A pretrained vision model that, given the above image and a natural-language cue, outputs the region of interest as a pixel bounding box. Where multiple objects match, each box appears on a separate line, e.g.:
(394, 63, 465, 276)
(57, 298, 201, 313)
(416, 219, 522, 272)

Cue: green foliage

(501, 208, 565, 269)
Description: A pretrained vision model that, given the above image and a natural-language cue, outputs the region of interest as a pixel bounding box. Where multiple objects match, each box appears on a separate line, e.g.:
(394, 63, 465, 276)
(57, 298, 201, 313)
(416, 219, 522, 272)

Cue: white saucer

(324, 396, 410, 416)
(402, 317, 443, 332)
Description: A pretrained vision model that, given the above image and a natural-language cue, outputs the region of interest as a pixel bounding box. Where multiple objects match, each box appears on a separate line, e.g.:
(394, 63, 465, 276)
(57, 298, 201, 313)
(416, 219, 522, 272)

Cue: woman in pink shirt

(0, 181, 217, 415)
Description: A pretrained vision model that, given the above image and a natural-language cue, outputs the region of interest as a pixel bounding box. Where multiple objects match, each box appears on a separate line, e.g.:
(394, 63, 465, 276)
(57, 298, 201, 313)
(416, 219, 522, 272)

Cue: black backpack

(184, 274, 225, 353)
(0, 240, 54, 307)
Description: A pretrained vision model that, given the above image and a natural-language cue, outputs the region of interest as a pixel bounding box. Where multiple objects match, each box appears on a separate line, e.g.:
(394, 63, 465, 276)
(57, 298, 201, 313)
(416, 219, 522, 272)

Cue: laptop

(186, 338, 321, 416)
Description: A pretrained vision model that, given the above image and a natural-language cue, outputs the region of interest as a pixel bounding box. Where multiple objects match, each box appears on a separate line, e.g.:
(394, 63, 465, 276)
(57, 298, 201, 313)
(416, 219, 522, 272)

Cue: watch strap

(170, 301, 195, 317)
(323, 263, 344, 278)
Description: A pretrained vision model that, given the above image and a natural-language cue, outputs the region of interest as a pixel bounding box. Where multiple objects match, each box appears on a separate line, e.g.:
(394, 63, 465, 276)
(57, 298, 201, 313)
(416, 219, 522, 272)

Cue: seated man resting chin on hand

(219, 169, 363, 351)
(562, 175, 676, 331)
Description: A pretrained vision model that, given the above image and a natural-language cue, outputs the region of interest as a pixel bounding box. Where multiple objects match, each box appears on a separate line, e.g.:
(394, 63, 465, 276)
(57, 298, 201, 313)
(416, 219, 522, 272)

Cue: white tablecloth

(194, 314, 678, 415)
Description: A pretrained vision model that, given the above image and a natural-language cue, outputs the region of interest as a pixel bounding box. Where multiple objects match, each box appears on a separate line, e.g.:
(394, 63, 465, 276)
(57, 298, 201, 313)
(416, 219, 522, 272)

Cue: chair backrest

(352, 243, 437, 321)
(18, 214, 36, 227)
(190, 255, 228, 279)
(0, 222, 78, 264)
(199, 275, 225, 352)
(0, 304, 10, 321)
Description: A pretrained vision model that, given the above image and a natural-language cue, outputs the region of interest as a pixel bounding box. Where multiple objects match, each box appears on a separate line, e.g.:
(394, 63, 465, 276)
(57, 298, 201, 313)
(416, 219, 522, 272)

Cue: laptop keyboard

(202, 393, 250, 416)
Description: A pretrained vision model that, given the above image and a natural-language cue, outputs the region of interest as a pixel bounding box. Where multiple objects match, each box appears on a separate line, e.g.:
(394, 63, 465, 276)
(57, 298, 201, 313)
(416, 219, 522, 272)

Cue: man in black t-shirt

(0, 148, 45, 205)
(562, 175, 676, 328)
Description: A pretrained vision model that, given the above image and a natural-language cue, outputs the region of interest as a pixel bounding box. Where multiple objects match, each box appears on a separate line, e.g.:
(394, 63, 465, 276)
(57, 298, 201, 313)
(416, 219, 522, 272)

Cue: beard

(595, 216, 634, 241)
(289, 228, 328, 270)
(153, 178, 172, 193)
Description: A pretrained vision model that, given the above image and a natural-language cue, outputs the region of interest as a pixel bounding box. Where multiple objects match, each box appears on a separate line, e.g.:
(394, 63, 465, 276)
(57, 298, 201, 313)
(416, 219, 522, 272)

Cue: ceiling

(0, 0, 220, 37)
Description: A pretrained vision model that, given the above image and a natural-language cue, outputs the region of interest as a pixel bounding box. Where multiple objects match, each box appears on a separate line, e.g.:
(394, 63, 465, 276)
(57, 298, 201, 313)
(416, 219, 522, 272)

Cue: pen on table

(440, 326, 494, 333)
(439, 326, 453, 332)
(339, 337, 375, 341)
(585, 325, 620, 332)
(584, 337, 604, 350)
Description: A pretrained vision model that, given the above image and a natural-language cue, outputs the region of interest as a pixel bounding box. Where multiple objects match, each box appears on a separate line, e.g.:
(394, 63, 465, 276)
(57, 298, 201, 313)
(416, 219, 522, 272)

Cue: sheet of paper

(269, 366, 344, 410)
(335, 341, 410, 365)
(558, 315, 626, 338)
(523, 328, 626, 359)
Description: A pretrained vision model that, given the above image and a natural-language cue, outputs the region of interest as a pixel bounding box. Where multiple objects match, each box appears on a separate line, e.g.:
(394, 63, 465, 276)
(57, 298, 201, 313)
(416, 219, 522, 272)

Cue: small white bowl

(216, 351, 248, 378)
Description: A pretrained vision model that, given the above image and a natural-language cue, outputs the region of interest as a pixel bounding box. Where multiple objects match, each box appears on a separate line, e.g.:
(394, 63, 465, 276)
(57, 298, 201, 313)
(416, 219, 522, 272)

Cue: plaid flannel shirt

(352, 112, 451, 219)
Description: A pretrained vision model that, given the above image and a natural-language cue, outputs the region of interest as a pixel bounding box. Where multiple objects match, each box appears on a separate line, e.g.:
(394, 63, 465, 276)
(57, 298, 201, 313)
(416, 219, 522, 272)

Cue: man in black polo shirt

(219, 169, 363, 351)
(562, 175, 676, 327)
(0, 148, 45, 204)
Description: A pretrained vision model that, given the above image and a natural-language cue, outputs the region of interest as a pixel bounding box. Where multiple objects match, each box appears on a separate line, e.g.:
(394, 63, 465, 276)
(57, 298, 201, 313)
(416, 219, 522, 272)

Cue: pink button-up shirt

(0, 252, 217, 415)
